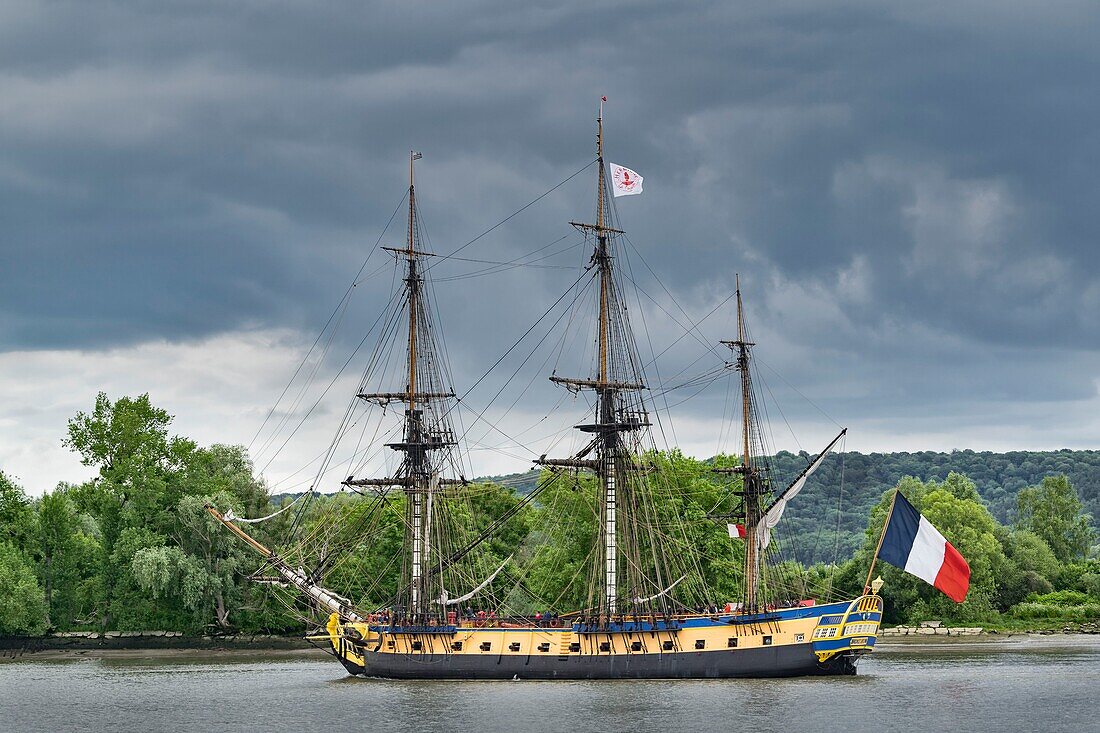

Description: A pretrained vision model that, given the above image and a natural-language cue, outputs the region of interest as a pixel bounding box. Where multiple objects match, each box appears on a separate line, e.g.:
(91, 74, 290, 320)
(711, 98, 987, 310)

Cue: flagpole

(864, 488, 899, 593)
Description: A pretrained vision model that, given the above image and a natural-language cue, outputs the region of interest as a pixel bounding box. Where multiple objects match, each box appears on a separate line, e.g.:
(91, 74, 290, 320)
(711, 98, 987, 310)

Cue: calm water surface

(2, 637, 1097, 733)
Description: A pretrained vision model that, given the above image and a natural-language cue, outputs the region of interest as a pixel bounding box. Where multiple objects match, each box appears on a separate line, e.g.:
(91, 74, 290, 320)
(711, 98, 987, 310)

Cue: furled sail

(436, 556, 512, 606)
(223, 491, 309, 523)
(631, 574, 687, 604)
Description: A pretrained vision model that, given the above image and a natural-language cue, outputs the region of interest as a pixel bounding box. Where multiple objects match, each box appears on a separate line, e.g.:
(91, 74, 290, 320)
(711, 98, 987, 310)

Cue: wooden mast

(408, 151, 418, 415)
(719, 275, 762, 610)
(538, 99, 646, 624)
(736, 278, 761, 608)
(405, 151, 425, 618)
(597, 100, 609, 385)
(209, 155, 452, 628)
(346, 150, 459, 623)
(594, 98, 618, 619)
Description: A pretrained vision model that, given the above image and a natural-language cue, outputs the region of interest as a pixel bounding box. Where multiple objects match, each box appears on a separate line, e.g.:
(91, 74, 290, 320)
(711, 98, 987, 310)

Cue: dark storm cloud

(3, 0, 1100, 431)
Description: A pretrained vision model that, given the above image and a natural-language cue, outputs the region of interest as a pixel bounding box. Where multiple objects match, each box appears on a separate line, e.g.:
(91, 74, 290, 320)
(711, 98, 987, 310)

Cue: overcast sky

(3, 1, 1100, 495)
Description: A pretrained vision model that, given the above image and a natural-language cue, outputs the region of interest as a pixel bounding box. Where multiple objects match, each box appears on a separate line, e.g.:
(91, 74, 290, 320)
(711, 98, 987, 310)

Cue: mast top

(407, 151, 422, 259)
(719, 274, 754, 350)
(596, 98, 607, 237)
(736, 273, 746, 346)
(598, 96, 606, 161)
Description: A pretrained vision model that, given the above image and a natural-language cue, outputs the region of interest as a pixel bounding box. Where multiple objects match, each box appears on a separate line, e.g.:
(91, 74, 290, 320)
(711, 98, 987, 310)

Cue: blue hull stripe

(372, 601, 858, 634)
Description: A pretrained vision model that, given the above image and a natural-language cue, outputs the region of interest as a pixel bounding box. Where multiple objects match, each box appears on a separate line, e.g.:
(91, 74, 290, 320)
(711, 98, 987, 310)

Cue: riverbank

(6, 635, 1097, 663)
(0, 632, 316, 661)
(876, 632, 1094, 647)
(880, 620, 1099, 637)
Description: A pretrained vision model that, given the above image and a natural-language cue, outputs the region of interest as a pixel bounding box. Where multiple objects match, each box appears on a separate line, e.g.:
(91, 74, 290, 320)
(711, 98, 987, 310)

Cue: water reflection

(2, 637, 1096, 733)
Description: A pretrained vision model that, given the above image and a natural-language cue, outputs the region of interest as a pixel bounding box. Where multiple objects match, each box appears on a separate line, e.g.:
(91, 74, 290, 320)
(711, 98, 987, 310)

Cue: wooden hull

(337, 641, 862, 679)
(323, 595, 882, 680)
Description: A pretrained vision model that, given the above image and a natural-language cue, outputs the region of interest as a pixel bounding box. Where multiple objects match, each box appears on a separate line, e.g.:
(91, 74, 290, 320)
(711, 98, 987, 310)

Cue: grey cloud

(2, 0, 1100, 445)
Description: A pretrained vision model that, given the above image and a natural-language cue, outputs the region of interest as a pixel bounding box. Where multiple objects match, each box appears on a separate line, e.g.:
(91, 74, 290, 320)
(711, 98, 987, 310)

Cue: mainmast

(538, 101, 647, 623)
(343, 151, 458, 624)
(719, 276, 763, 610)
(594, 104, 618, 619)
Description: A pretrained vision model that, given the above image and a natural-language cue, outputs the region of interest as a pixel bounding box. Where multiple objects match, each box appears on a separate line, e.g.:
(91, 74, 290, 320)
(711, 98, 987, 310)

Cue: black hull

(338, 643, 861, 680)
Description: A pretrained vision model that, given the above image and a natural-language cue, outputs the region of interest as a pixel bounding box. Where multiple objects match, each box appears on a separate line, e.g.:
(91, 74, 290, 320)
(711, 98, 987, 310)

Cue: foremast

(208, 154, 463, 627)
(343, 151, 459, 625)
(537, 101, 648, 624)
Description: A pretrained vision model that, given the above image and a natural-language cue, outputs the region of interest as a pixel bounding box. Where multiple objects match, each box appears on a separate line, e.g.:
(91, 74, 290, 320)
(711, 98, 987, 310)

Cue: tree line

(490, 447, 1100, 566)
(1, 392, 1097, 635)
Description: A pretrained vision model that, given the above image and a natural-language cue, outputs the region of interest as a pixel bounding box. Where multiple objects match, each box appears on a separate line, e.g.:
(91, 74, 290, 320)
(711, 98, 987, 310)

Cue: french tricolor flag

(878, 492, 970, 603)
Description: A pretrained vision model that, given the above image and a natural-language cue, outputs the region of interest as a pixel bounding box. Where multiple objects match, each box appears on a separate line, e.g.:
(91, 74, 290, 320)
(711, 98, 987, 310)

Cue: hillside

(482, 449, 1100, 565)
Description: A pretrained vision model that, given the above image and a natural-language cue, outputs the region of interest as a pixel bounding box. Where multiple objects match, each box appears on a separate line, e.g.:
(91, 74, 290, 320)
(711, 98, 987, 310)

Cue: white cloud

(0, 329, 351, 494)
(4, 321, 1100, 498)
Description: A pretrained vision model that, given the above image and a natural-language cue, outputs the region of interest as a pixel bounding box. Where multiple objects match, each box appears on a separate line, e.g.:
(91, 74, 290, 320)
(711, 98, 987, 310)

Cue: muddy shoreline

(0, 633, 318, 661)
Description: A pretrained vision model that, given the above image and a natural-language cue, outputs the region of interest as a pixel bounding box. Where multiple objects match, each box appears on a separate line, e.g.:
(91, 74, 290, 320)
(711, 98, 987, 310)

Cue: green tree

(0, 470, 36, 550)
(108, 525, 194, 630)
(857, 475, 1007, 622)
(63, 392, 196, 629)
(64, 392, 187, 476)
(178, 444, 269, 518)
(523, 472, 599, 612)
(994, 528, 1060, 607)
(1016, 475, 1095, 562)
(0, 542, 48, 634)
(132, 492, 259, 631)
(1056, 559, 1100, 599)
(35, 488, 102, 629)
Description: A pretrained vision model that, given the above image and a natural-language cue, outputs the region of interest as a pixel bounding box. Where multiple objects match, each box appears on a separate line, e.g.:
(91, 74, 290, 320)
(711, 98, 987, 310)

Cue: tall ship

(210, 104, 883, 678)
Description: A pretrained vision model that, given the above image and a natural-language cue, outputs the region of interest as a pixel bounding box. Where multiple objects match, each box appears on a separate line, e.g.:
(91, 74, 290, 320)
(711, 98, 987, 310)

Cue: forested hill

(770, 449, 1100, 564)
(485, 449, 1100, 565)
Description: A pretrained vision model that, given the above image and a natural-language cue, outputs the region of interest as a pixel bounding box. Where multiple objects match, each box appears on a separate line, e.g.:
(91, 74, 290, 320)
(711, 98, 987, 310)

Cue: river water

(2, 636, 1097, 733)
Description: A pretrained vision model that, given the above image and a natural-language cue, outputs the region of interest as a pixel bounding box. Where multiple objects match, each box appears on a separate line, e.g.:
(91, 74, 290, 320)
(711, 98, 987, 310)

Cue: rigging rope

(422, 159, 597, 274)
(249, 192, 408, 453)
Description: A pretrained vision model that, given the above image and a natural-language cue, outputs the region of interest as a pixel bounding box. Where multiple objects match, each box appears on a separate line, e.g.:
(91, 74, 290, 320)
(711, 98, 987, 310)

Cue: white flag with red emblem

(609, 162, 644, 197)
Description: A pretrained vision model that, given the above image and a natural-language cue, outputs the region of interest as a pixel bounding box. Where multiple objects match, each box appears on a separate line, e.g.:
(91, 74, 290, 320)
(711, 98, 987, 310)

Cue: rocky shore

(880, 621, 1099, 637)
(880, 625, 982, 637)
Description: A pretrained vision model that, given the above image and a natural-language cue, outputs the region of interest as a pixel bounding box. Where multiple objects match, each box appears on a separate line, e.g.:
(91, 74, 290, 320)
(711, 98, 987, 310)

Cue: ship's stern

(810, 594, 882, 673)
